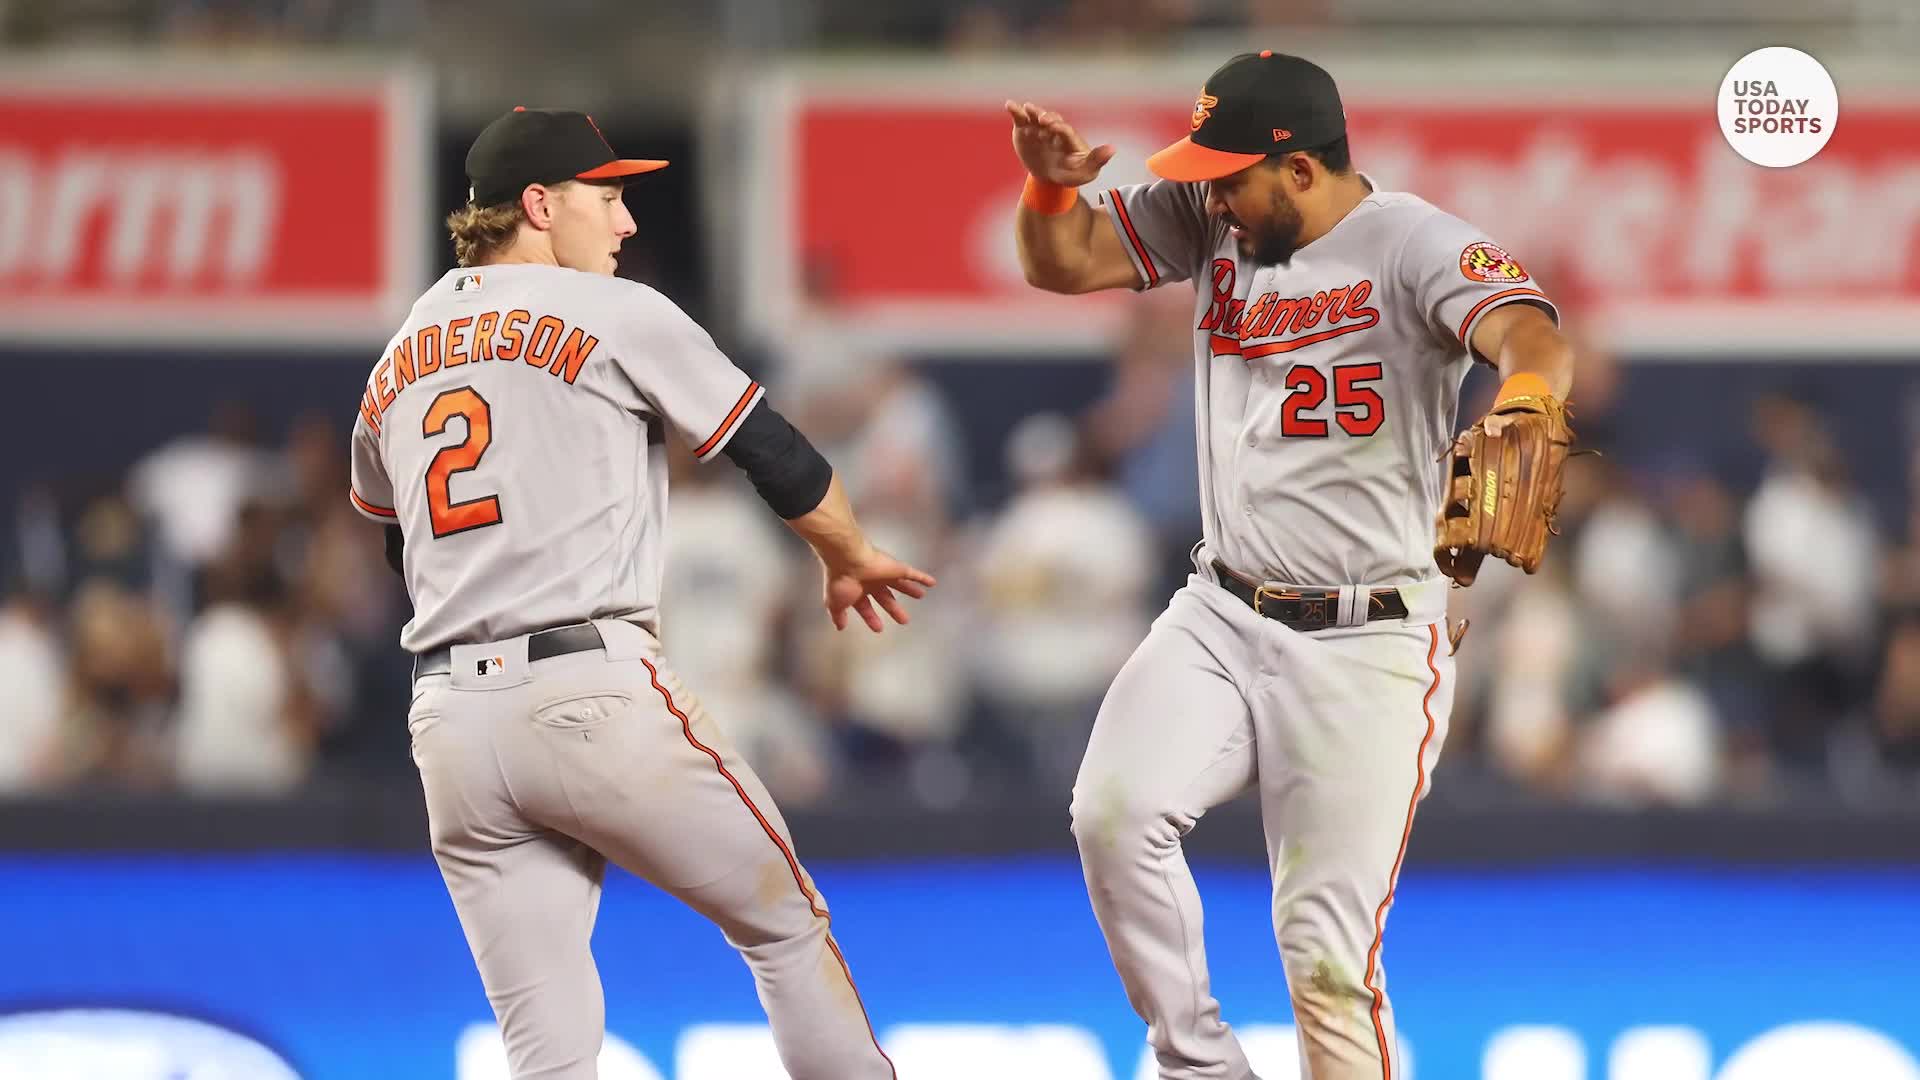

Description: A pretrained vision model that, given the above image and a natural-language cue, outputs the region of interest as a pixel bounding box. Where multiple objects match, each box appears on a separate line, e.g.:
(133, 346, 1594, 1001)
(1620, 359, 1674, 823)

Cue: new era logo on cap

(476, 656, 507, 676)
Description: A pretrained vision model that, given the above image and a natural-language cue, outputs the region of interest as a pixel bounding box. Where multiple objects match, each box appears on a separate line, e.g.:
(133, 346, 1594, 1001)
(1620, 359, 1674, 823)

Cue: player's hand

(821, 546, 937, 633)
(1006, 101, 1117, 187)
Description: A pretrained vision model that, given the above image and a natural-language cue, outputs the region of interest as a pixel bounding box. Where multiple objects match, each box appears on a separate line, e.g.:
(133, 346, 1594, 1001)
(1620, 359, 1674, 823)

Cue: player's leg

(518, 653, 896, 1080)
(1253, 620, 1452, 1080)
(409, 681, 609, 1080)
(1070, 580, 1261, 1080)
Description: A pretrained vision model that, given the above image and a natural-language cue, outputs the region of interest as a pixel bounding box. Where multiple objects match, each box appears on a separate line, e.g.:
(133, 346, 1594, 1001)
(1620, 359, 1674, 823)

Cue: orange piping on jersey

(1361, 622, 1441, 1079)
(1456, 287, 1550, 345)
(1107, 189, 1160, 288)
(349, 488, 396, 519)
(1211, 311, 1380, 359)
(693, 382, 761, 459)
(642, 659, 898, 1079)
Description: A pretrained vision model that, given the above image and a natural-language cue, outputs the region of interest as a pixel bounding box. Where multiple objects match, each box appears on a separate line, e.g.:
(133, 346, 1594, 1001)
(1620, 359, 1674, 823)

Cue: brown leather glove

(1434, 390, 1575, 587)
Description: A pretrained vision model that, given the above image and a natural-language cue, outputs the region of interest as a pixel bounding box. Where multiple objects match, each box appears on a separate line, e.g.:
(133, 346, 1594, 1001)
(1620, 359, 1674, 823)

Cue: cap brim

(576, 158, 670, 180)
(1146, 137, 1264, 182)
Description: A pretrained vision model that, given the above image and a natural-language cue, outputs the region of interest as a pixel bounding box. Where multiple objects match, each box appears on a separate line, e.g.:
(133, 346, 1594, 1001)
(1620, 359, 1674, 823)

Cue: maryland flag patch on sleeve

(1460, 241, 1530, 283)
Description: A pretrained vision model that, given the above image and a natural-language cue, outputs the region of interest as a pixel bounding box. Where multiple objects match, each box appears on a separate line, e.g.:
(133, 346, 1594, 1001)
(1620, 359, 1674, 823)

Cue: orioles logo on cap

(1191, 92, 1219, 131)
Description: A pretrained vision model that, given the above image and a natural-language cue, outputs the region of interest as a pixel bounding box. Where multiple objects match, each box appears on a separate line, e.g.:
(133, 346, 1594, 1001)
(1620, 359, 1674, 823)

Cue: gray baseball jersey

(1070, 176, 1556, 1080)
(1099, 176, 1556, 587)
(348, 264, 763, 651)
(349, 264, 896, 1079)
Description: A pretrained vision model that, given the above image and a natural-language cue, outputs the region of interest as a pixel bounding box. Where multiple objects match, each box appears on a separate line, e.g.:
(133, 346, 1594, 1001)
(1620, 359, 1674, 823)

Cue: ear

(519, 184, 555, 229)
(1283, 151, 1318, 192)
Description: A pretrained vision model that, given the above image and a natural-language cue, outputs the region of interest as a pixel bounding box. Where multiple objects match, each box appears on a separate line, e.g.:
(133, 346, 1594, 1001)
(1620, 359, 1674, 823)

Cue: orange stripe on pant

(1362, 622, 1441, 1080)
(641, 659, 896, 1079)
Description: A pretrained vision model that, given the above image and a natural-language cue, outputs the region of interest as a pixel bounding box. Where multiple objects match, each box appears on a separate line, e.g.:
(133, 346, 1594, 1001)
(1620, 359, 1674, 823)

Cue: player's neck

(483, 237, 560, 269)
(1297, 173, 1374, 249)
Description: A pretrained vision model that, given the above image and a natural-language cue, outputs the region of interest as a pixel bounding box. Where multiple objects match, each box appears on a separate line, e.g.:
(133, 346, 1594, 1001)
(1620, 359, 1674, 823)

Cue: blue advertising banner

(1, 855, 1916, 1079)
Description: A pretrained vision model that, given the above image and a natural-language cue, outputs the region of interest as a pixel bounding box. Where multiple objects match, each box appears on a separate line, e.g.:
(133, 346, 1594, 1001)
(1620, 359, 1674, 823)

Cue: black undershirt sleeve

(718, 398, 834, 519)
(384, 524, 405, 577)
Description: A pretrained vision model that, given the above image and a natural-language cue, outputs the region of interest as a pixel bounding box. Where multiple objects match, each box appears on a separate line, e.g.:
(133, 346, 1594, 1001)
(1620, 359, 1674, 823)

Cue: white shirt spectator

(175, 605, 307, 793)
(129, 435, 277, 567)
(973, 487, 1156, 710)
(1744, 467, 1881, 665)
(1580, 676, 1723, 806)
(0, 607, 66, 792)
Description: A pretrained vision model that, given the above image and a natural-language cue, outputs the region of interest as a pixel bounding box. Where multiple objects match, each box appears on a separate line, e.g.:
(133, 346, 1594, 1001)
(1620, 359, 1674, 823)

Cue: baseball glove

(1434, 389, 1576, 587)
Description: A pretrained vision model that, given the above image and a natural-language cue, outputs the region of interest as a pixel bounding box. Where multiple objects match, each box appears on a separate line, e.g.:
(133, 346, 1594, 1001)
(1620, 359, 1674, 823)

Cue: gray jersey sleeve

(614, 287, 767, 462)
(1098, 180, 1210, 290)
(348, 412, 397, 523)
(1400, 210, 1557, 363)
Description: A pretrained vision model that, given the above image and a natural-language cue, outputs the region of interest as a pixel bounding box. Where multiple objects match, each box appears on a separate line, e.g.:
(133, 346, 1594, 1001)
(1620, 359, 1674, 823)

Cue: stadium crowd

(3, 282, 1916, 813)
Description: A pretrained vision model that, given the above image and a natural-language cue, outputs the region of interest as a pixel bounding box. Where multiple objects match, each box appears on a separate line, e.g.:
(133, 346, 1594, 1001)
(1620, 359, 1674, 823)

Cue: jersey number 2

(423, 386, 503, 538)
(1279, 361, 1384, 438)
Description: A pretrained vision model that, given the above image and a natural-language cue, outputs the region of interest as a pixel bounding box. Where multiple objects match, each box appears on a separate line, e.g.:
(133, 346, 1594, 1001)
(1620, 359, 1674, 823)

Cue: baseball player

(1009, 53, 1577, 1079)
(348, 106, 928, 1079)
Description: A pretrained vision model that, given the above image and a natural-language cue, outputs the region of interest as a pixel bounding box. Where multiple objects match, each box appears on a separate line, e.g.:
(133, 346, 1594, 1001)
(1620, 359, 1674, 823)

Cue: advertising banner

(0, 59, 429, 347)
(737, 60, 1920, 356)
(2, 856, 1916, 1078)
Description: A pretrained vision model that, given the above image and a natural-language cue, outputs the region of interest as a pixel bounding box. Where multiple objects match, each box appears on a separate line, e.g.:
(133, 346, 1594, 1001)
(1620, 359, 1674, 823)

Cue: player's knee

(1068, 785, 1178, 860)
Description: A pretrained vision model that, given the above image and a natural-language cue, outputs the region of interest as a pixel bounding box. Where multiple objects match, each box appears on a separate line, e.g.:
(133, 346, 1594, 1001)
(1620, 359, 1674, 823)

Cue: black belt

(412, 622, 618, 680)
(1210, 560, 1407, 631)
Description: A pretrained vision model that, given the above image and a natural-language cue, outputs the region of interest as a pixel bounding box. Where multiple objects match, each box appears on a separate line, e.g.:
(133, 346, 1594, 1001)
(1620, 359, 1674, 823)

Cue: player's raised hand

(1006, 101, 1117, 187)
(821, 547, 937, 633)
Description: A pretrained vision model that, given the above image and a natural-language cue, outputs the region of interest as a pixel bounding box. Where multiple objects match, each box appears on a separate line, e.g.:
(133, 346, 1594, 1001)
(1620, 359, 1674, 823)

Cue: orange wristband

(1021, 175, 1078, 216)
(1495, 372, 1554, 406)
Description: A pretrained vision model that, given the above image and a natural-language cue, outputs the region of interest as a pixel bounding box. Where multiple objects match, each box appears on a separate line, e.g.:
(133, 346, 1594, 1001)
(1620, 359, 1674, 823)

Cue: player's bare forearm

(784, 472, 869, 569)
(1016, 197, 1100, 292)
(1473, 303, 1575, 400)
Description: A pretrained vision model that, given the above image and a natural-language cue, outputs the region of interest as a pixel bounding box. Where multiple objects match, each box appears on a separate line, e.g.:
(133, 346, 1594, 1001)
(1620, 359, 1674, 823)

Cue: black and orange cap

(465, 106, 668, 207)
(1148, 51, 1346, 183)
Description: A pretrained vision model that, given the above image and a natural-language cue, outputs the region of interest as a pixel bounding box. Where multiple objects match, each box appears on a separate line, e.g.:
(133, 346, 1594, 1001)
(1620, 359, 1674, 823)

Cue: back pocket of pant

(533, 692, 631, 731)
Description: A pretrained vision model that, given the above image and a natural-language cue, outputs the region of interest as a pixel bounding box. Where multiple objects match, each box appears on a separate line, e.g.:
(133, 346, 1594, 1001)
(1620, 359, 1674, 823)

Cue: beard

(1232, 189, 1307, 267)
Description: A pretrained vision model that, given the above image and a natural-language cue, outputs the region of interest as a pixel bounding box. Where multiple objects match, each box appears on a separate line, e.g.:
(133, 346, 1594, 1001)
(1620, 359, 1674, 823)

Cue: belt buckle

(1255, 585, 1332, 630)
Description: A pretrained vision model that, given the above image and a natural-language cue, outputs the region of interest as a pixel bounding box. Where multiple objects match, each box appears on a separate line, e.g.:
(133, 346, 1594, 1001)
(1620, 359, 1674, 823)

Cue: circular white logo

(1718, 47, 1838, 167)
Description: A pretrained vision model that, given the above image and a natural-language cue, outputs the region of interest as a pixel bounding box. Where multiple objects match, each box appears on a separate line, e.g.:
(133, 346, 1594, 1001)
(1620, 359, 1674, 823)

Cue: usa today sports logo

(1718, 47, 1839, 167)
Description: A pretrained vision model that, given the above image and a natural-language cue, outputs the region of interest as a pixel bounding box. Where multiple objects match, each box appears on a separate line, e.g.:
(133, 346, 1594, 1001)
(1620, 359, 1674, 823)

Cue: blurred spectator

(174, 501, 316, 794)
(1080, 286, 1202, 598)
(0, 590, 65, 793)
(969, 412, 1155, 785)
(128, 401, 278, 624)
(1570, 458, 1682, 658)
(660, 445, 834, 806)
(1743, 395, 1882, 772)
(54, 578, 175, 789)
(1577, 646, 1724, 807)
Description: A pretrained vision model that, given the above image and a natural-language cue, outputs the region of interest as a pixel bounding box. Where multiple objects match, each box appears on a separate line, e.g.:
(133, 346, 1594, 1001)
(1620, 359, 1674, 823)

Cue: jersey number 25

(1280, 361, 1384, 438)
(423, 386, 504, 538)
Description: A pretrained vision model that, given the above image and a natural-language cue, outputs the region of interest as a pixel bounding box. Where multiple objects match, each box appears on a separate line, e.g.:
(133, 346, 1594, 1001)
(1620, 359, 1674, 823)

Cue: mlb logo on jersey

(454, 272, 484, 294)
(476, 656, 507, 676)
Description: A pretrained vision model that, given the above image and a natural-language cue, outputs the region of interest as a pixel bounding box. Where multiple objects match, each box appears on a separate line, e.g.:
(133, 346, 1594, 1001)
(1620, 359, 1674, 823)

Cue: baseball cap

(465, 106, 668, 208)
(1148, 52, 1346, 183)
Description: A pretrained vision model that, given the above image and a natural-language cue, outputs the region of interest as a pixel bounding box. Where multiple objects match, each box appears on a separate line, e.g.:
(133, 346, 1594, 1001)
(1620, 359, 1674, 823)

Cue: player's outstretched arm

(1469, 303, 1574, 433)
(1006, 101, 1142, 294)
(786, 474, 937, 633)
(715, 399, 936, 631)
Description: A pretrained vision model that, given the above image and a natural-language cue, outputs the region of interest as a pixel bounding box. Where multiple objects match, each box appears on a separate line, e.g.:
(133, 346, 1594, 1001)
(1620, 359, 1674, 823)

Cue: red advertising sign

(740, 67, 1920, 355)
(0, 62, 428, 346)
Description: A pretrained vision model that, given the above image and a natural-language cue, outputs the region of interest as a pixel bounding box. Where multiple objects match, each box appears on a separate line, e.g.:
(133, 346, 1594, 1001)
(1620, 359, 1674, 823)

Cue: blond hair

(445, 201, 526, 267)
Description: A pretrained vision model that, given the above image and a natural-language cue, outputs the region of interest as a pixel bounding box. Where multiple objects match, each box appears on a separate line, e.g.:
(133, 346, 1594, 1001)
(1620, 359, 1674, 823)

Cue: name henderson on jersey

(355, 308, 600, 434)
